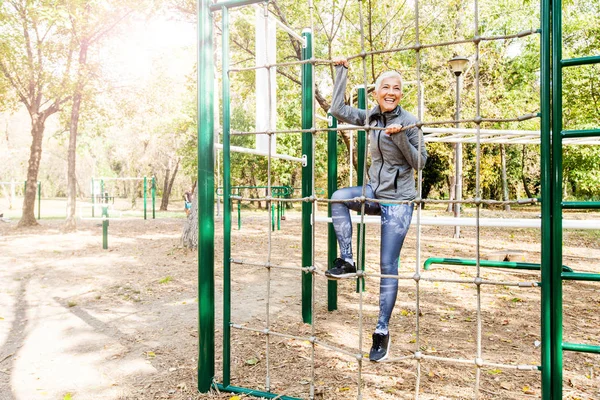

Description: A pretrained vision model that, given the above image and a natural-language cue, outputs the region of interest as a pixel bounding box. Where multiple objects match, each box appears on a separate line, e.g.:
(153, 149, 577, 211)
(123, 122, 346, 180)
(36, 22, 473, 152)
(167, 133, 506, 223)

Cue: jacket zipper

(373, 115, 386, 196)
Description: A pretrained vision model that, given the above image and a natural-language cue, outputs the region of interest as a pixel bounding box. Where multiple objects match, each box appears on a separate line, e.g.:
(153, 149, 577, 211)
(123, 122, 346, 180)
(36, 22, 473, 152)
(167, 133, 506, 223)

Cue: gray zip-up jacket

(330, 65, 427, 201)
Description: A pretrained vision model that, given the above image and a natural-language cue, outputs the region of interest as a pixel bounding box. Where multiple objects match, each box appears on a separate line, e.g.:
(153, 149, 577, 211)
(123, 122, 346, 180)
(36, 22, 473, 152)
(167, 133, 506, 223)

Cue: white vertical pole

(255, 7, 277, 155)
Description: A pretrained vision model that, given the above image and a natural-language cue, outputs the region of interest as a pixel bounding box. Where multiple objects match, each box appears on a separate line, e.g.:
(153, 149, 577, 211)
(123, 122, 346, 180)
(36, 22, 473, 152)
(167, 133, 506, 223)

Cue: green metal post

(301, 28, 313, 324)
(152, 176, 156, 219)
(101, 179, 105, 202)
(271, 203, 275, 231)
(277, 201, 281, 230)
(102, 205, 109, 250)
(197, 0, 215, 392)
(221, 5, 232, 387)
(91, 178, 95, 217)
(327, 113, 338, 311)
(356, 87, 367, 292)
(143, 176, 147, 220)
(551, 0, 564, 396)
(540, 0, 552, 398)
(237, 197, 241, 230)
(37, 181, 41, 220)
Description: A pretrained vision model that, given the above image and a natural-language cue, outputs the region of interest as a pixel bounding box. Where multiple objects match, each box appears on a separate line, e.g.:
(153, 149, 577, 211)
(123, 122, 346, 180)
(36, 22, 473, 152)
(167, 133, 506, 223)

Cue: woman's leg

(375, 203, 414, 334)
(331, 185, 380, 261)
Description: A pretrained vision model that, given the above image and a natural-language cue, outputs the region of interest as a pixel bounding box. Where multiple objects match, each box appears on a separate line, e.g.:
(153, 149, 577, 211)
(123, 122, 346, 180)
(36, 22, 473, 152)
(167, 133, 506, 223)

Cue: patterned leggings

(331, 185, 414, 333)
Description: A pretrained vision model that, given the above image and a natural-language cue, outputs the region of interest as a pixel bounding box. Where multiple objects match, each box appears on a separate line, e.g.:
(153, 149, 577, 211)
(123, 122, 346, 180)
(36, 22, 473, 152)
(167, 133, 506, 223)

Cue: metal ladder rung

(562, 128, 600, 139)
(561, 55, 600, 68)
(563, 342, 600, 354)
(561, 201, 600, 210)
(562, 272, 600, 282)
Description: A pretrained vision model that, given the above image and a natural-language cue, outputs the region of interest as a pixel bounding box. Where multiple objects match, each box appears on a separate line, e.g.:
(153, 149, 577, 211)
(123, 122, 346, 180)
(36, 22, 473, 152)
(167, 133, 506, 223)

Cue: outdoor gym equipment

(196, 0, 600, 398)
(90, 176, 156, 219)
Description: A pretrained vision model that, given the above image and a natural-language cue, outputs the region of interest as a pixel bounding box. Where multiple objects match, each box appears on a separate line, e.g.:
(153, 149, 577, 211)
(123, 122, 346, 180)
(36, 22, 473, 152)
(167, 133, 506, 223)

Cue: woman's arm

(393, 127, 428, 171)
(330, 60, 366, 127)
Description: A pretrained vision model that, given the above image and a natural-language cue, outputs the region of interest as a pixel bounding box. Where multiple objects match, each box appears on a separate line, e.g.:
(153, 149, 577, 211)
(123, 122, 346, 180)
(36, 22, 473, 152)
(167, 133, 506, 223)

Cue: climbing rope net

(212, 0, 548, 398)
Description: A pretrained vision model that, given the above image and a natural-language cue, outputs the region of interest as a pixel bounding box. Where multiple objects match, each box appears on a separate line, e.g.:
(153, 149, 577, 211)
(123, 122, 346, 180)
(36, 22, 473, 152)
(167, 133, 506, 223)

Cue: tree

(0, 0, 74, 226)
(63, 0, 139, 232)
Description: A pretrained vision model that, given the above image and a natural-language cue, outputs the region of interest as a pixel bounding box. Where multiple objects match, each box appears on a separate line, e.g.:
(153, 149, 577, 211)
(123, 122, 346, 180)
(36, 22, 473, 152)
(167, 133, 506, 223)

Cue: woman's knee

(331, 188, 351, 201)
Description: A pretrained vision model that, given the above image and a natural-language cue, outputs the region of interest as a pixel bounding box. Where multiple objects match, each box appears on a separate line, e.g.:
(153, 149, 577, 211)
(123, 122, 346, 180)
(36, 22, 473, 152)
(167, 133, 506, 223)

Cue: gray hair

(374, 71, 403, 93)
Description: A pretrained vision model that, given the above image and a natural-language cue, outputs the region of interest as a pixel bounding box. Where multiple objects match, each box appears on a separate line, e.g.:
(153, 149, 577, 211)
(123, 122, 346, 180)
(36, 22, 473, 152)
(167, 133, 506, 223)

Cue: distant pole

(143, 176, 147, 220)
(448, 56, 470, 239)
(102, 205, 109, 249)
(151, 176, 156, 219)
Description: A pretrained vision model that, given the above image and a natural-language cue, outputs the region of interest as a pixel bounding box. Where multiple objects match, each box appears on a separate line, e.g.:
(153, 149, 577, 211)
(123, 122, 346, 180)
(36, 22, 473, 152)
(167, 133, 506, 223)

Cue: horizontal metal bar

(209, 0, 264, 12)
(562, 201, 600, 210)
(214, 383, 302, 400)
(214, 143, 303, 163)
(562, 128, 600, 139)
(562, 272, 600, 282)
(423, 257, 573, 272)
(561, 55, 600, 68)
(313, 215, 600, 230)
(562, 342, 600, 354)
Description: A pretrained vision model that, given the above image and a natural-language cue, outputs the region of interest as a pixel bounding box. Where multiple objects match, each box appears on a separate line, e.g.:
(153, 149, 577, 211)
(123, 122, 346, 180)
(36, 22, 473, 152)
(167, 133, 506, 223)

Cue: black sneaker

(325, 258, 357, 279)
(369, 332, 390, 362)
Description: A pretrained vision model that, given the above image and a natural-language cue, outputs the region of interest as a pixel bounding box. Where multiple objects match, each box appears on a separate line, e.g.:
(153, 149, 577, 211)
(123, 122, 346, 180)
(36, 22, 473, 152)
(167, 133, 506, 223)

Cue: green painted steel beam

(551, 0, 565, 397)
(221, 6, 232, 388)
(561, 272, 600, 282)
(214, 383, 302, 400)
(209, 0, 265, 12)
(539, 1, 552, 398)
(327, 113, 338, 311)
(562, 201, 600, 209)
(356, 87, 367, 293)
(423, 257, 572, 272)
(562, 342, 600, 354)
(197, 0, 215, 392)
(561, 55, 600, 68)
(301, 29, 313, 324)
(561, 128, 600, 139)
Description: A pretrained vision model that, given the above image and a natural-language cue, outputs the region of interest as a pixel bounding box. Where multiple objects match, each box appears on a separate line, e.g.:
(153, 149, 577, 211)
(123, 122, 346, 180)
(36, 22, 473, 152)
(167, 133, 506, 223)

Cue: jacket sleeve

(329, 65, 366, 127)
(393, 126, 427, 171)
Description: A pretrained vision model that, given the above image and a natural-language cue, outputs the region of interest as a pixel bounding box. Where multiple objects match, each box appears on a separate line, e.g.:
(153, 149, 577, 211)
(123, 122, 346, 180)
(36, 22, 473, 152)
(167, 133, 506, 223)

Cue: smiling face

(374, 75, 403, 112)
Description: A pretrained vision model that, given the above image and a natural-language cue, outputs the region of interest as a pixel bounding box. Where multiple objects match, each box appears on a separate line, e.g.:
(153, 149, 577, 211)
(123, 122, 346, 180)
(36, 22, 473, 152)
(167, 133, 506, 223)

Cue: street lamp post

(448, 56, 469, 239)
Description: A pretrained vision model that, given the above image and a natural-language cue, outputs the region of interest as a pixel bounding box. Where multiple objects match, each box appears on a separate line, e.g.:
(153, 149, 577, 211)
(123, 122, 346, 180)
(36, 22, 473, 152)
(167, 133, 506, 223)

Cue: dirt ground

(0, 202, 599, 400)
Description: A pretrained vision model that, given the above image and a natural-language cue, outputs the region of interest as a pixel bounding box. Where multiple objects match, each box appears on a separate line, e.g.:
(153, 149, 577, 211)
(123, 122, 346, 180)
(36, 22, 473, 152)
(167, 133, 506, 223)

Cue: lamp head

(448, 56, 470, 76)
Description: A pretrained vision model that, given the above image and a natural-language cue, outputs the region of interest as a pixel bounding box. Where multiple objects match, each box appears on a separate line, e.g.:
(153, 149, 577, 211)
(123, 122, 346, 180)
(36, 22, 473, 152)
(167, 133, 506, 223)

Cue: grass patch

(158, 276, 173, 284)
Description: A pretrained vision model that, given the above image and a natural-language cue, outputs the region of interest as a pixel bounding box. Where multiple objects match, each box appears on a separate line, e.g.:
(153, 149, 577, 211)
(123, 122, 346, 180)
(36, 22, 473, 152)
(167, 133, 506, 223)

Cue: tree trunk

(64, 39, 89, 232)
(19, 116, 46, 227)
(160, 163, 171, 211)
(160, 158, 179, 211)
(181, 181, 199, 248)
(500, 144, 510, 212)
(166, 159, 179, 207)
(521, 145, 533, 199)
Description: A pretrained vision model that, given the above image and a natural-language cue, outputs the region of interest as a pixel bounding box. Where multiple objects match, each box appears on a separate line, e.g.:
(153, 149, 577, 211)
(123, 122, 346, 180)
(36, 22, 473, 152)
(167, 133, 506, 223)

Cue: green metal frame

(545, 1, 600, 398)
(197, 0, 600, 398)
(197, 1, 303, 398)
(90, 176, 155, 219)
(355, 87, 366, 293)
(301, 28, 313, 325)
(327, 113, 338, 311)
(197, 0, 215, 392)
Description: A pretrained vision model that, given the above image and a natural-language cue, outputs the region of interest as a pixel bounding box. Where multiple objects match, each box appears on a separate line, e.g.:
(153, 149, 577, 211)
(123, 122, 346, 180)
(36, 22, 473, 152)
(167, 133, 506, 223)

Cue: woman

(326, 58, 427, 362)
